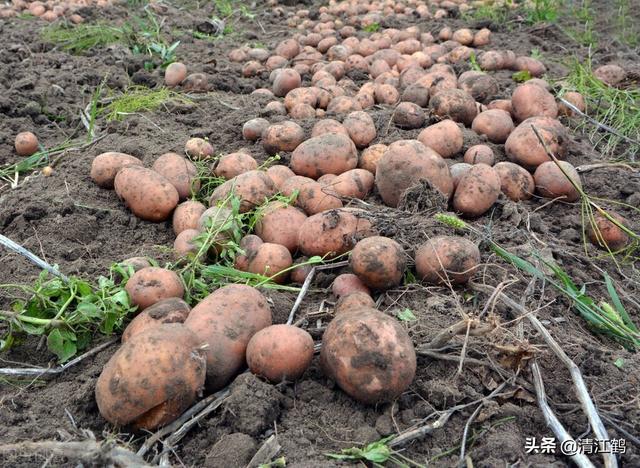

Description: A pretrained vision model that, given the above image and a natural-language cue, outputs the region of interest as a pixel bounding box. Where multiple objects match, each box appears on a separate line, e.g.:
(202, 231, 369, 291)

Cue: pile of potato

(0, 0, 116, 21)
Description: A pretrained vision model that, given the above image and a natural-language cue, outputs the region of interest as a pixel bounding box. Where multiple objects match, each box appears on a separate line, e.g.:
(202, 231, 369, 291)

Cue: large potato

(350, 236, 406, 290)
(152, 152, 199, 200)
(114, 166, 179, 222)
(173, 200, 207, 236)
(290, 133, 358, 179)
(494, 162, 535, 201)
(122, 297, 191, 343)
(320, 308, 416, 404)
(417, 120, 463, 158)
(125, 267, 184, 310)
(266, 165, 295, 190)
(533, 161, 582, 202)
(375, 140, 453, 208)
(96, 324, 206, 430)
(415, 236, 480, 284)
(210, 170, 277, 213)
(281, 175, 343, 215)
(511, 83, 558, 122)
(453, 164, 501, 217)
(247, 242, 293, 283)
(471, 109, 515, 144)
(184, 285, 272, 391)
(90, 152, 142, 189)
(505, 116, 568, 168)
(255, 202, 307, 253)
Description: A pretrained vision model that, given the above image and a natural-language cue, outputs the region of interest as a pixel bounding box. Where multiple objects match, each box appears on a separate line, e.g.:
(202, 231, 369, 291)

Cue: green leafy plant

(363, 23, 380, 33)
(524, 0, 559, 24)
(396, 308, 417, 322)
(326, 436, 423, 467)
(469, 52, 482, 72)
(512, 70, 532, 82)
(41, 22, 128, 53)
(101, 86, 192, 122)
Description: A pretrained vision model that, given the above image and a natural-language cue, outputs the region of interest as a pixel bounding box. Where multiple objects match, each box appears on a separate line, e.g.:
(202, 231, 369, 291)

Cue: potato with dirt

(114, 166, 179, 222)
(14, 131, 39, 156)
(505, 116, 568, 168)
(122, 298, 191, 343)
(332, 273, 371, 298)
(243, 118, 270, 141)
(334, 291, 376, 314)
(90, 152, 143, 189)
(262, 121, 306, 155)
(393, 102, 426, 129)
(453, 164, 501, 217)
(429, 89, 477, 125)
(464, 145, 495, 166)
(417, 120, 463, 158)
(587, 212, 630, 251)
(343, 111, 377, 148)
(298, 208, 375, 257)
(290, 132, 358, 179)
(173, 200, 207, 235)
(493, 162, 535, 201)
(533, 161, 582, 202)
(247, 242, 293, 283)
(330, 169, 374, 199)
(152, 152, 200, 200)
(125, 267, 184, 310)
(350, 236, 406, 290)
(214, 152, 258, 179)
(210, 170, 277, 213)
(266, 165, 295, 190)
(471, 109, 515, 144)
(185, 137, 214, 159)
(415, 236, 480, 285)
(358, 143, 387, 175)
(255, 202, 307, 253)
(281, 176, 343, 215)
(511, 82, 558, 122)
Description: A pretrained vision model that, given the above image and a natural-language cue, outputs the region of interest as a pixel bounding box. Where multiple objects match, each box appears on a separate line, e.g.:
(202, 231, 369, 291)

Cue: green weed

(41, 23, 127, 53)
(363, 23, 380, 33)
(0, 141, 73, 188)
(326, 436, 424, 468)
(524, 0, 560, 24)
(101, 86, 192, 122)
(463, 0, 512, 24)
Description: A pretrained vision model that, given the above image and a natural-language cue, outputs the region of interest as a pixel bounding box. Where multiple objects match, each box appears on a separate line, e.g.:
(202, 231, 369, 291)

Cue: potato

(450, 163, 473, 190)
(243, 118, 270, 141)
(262, 121, 305, 155)
(393, 102, 425, 129)
(255, 202, 307, 252)
(417, 120, 463, 158)
(358, 144, 387, 175)
(471, 109, 515, 144)
(185, 137, 214, 159)
(266, 165, 295, 190)
(289, 103, 316, 119)
(173, 200, 206, 235)
(291, 132, 358, 179)
(334, 291, 375, 314)
(587, 212, 630, 250)
(429, 89, 477, 125)
(464, 145, 495, 166)
(197, 206, 238, 254)
(487, 99, 512, 114)
(327, 95, 362, 114)
(182, 73, 210, 93)
(493, 162, 535, 201)
(125, 267, 184, 310)
(184, 285, 272, 391)
(527, 78, 551, 90)
(174, 229, 200, 257)
(311, 119, 349, 138)
(350, 236, 405, 290)
(330, 168, 374, 199)
(458, 72, 498, 103)
(332, 273, 370, 298)
(248, 243, 293, 283)
(96, 324, 206, 430)
(478, 51, 504, 71)
(514, 56, 546, 77)
(281, 176, 343, 215)
(343, 111, 377, 148)
(122, 298, 191, 343)
(533, 161, 582, 202)
(453, 28, 474, 45)
(505, 116, 568, 168)
(164, 62, 187, 87)
(120, 256, 152, 274)
(114, 166, 179, 222)
(276, 38, 300, 59)
(264, 101, 286, 115)
(402, 84, 430, 107)
(266, 55, 288, 71)
(273, 68, 302, 97)
(90, 152, 143, 189)
(415, 236, 480, 284)
(473, 28, 491, 47)
(290, 257, 313, 284)
(234, 234, 263, 271)
(214, 152, 258, 179)
(298, 208, 375, 257)
(284, 87, 318, 111)
(152, 152, 199, 201)
(14, 131, 38, 156)
(320, 307, 416, 404)
(210, 170, 277, 213)
(374, 83, 400, 105)
(558, 91, 586, 116)
(511, 83, 558, 122)
(246, 325, 314, 383)
(594, 64, 626, 86)
(453, 164, 501, 217)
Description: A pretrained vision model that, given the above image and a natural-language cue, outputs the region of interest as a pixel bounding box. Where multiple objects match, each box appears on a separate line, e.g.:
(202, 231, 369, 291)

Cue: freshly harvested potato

(471, 109, 515, 144)
(246, 325, 314, 383)
(197, 206, 238, 254)
(453, 28, 474, 45)
(374, 83, 400, 105)
(122, 298, 191, 343)
(185, 137, 214, 159)
(284, 87, 318, 112)
(430, 89, 477, 125)
(311, 119, 349, 138)
(514, 56, 546, 77)
(453, 164, 501, 217)
(415, 236, 480, 284)
(298, 208, 375, 257)
(275, 38, 300, 59)
(125, 267, 184, 310)
(152, 152, 199, 200)
(350, 236, 406, 290)
(173, 200, 207, 235)
(273, 68, 302, 97)
(255, 202, 307, 252)
(334, 291, 376, 314)
(320, 307, 416, 404)
(329, 169, 374, 199)
(248, 242, 293, 283)
(183, 73, 209, 93)
(493, 162, 535, 201)
(281, 176, 343, 215)
(234, 234, 263, 271)
(164, 62, 187, 87)
(533, 161, 582, 202)
(91, 152, 143, 189)
(358, 144, 387, 175)
(96, 324, 206, 430)
(464, 145, 495, 166)
(114, 167, 179, 222)
(458, 72, 498, 103)
(558, 91, 586, 116)
(262, 121, 305, 155)
(402, 84, 430, 107)
(290, 257, 313, 284)
(473, 28, 491, 47)
(343, 111, 377, 148)
(266, 165, 295, 190)
(511, 83, 558, 122)
(594, 64, 626, 86)
(318, 174, 338, 186)
(14, 131, 39, 156)
(505, 116, 568, 168)
(487, 99, 512, 114)
(417, 120, 463, 158)
(449, 163, 473, 190)
(375, 140, 453, 207)
(174, 229, 200, 257)
(243, 118, 270, 141)
(210, 170, 277, 213)
(332, 273, 370, 298)
(214, 153, 258, 179)
(291, 132, 358, 179)
(393, 102, 426, 129)
(587, 212, 630, 250)
(120, 256, 152, 274)
(184, 285, 272, 391)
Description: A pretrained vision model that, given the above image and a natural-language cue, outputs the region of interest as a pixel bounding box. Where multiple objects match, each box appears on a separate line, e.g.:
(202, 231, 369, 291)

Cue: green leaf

(75, 280, 93, 297)
(47, 328, 77, 362)
(77, 301, 100, 319)
(512, 70, 532, 82)
(396, 308, 417, 322)
(111, 290, 130, 308)
(614, 357, 625, 369)
(604, 273, 638, 332)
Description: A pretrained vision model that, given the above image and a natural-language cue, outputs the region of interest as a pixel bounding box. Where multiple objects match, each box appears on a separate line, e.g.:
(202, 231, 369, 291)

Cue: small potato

(511, 83, 558, 122)
(298, 208, 375, 257)
(514, 56, 546, 77)
(281, 176, 343, 215)
(402, 84, 430, 107)
(184, 285, 272, 391)
(493, 162, 535, 201)
(358, 144, 387, 175)
(173, 200, 206, 235)
(429, 89, 477, 125)
(248, 243, 293, 283)
(350, 236, 406, 290)
(594, 64, 626, 86)
(164, 62, 187, 87)
(415, 236, 480, 284)
(120, 257, 152, 274)
(185, 137, 214, 159)
(453, 164, 501, 217)
(311, 119, 349, 138)
(505, 116, 568, 168)
(587, 212, 630, 250)
(327, 95, 362, 114)
(343, 111, 377, 149)
(284, 87, 318, 111)
(122, 298, 191, 343)
(452, 28, 474, 45)
(255, 202, 308, 253)
(473, 28, 491, 47)
(417, 120, 463, 158)
(243, 118, 270, 141)
(332, 273, 370, 298)
(275, 38, 300, 59)
(125, 267, 184, 310)
(471, 109, 515, 144)
(115, 167, 179, 222)
(487, 99, 512, 114)
(182, 73, 209, 93)
(91, 152, 143, 189)
(291, 132, 358, 179)
(458, 72, 499, 103)
(334, 291, 375, 314)
(320, 308, 416, 404)
(533, 161, 582, 202)
(262, 121, 305, 155)
(464, 145, 495, 166)
(214, 153, 258, 179)
(152, 152, 199, 200)
(393, 102, 425, 129)
(558, 92, 586, 116)
(450, 163, 473, 190)
(374, 83, 400, 105)
(246, 325, 314, 383)
(174, 229, 200, 257)
(234, 234, 263, 271)
(330, 169, 374, 199)
(273, 68, 302, 97)
(478, 51, 504, 71)
(210, 170, 277, 213)
(266, 165, 295, 190)
(290, 257, 313, 284)
(14, 131, 39, 156)
(96, 324, 206, 430)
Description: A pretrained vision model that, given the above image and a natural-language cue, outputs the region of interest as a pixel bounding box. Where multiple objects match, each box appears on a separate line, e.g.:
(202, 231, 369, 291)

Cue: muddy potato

(284, 87, 318, 111)
(96, 324, 206, 430)
(173, 200, 206, 235)
(471, 109, 515, 144)
(290, 257, 313, 284)
(214, 152, 258, 179)
(262, 121, 305, 155)
(330, 168, 374, 199)
(334, 291, 375, 314)
(450, 163, 473, 190)
(327, 95, 362, 114)
(417, 120, 463, 158)
(275, 38, 300, 59)
(487, 99, 512, 114)
(402, 84, 430, 107)
(493, 162, 535, 201)
(291, 132, 358, 179)
(255, 202, 307, 253)
(533, 161, 582, 202)
(90, 152, 143, 189)
(114, 166, 179, 222)
(234, 234, 263, 271)
(120, 257, 152, 274)
(152, 152, 199, 200)
(210, 170, 277, 213)
(594, 64, 626, 86)
(393, 102, 425, 129)
(273, 68, 302, 97)
(358, 143, 387, 175)
(184, 285, 272, 391)
(320, 308, 416, 404)
(185, 137, 214, 159)
(453, 164, 501, 217)
(415, 236, 480, 284)
(350, 236, 405, 290)
(587, 212, 630, 250)
(558, 91, 586, 116)
(505, 116, 568, 168)
(122, 298, 191, 343)
(182, 73, 209, 93)
(429, 89, 477, 125)
(266, 165, 295, 190)
(311, 119, 349, 138)
(281, 176, 343, 215)
(125, 267, 184, 311)
(343, 111, 377, 148)
(514, 56, 546, 77)
(246, 325, 314, 383)
(174, 229, 200, 257)
(464, 145, 495, 166)
(243, 118, 270, 141)
(374, 83, 400, 105)
(14, 131, 39, 156)
(458, 72, 499, 103)
(248, 243, 293, 283)
(511, 83, 558, 122)
(473, 28, 491, 47)
(332, 273, 370, 298)
(298, 208, 375, 257)
(164, 62, 187, 87)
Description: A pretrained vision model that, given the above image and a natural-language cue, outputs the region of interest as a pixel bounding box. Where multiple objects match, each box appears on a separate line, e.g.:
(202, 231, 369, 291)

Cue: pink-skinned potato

(415, 236, 480, 284)
(330, 169, 374, 199)
(281, 176, 343, 215)
(533, 161, 582, 202)
(453, 164, 501, 217)
(210, 170, 277, 213)
(494, 162, 535, 201)
(122, 298, 191, 343)
(332, 273, 370, 298)
(505, 116, 568, 168)
(290, 132, 358, 179)
(125, 267, 184, 310)
(91, 152, 143, 189)
(173, 200, 207, 236)
(152, 152, 199, 200)
(350, 236, 406, 290)
(254, 202, 307, 253)
(247, 242, 293, 283)
(114, 166, 179, 222)
(334, 291, 376, 314)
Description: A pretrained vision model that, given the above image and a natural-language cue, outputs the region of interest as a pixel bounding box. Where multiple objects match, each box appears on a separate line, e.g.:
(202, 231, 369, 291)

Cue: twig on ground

(458, 403, 484, 465)
(246, 434, 281, 468)
(576, 163, 638, 173)
(423, 318, 497, 350)
(0, 234, 69, 281)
